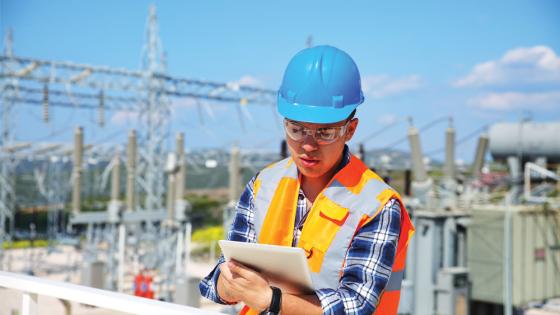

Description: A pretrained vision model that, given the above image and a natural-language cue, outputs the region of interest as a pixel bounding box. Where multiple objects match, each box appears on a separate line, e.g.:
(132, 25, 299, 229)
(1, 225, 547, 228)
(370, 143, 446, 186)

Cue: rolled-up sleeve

(199, 177, 257, 304)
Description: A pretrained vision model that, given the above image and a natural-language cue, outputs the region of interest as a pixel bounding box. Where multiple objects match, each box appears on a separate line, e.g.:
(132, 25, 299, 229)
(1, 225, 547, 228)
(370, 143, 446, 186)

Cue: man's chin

(297, 164, 327, 179)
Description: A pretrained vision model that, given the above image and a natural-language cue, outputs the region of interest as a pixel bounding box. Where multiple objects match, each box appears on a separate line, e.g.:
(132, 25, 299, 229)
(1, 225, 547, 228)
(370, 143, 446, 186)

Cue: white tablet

(219, 240, 313, 291)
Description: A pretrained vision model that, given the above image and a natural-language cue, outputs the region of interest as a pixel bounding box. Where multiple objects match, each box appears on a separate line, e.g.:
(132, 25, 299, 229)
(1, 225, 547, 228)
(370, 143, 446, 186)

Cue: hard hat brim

(277, 94, 361, 124)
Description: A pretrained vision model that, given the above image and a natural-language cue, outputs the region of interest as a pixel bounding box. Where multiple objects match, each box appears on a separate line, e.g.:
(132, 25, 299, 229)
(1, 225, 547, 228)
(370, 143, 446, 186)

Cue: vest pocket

(299, 195, 349, 272)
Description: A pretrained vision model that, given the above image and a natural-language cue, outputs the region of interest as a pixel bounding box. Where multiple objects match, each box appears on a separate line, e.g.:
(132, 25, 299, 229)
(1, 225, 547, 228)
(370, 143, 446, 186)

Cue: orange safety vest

(134, 273, 144, 297)
(240, 155, 414, 315)
(144, 275, 154, 299)
(134, 273, 154, 299)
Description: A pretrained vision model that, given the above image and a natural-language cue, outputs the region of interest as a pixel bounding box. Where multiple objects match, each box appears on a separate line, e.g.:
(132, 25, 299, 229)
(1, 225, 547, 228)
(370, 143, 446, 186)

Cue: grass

(1, 239, 50, 249)
(191, 225, 224, 258)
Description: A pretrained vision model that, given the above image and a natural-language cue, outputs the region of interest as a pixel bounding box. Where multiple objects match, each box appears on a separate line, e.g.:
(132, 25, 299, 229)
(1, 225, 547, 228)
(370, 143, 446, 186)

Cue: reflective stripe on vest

(245, 155, 414, 315)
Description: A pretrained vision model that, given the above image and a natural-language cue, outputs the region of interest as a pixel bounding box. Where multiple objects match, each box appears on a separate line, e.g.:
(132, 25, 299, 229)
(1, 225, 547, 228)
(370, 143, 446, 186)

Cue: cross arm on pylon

(1, 55, 276, 109)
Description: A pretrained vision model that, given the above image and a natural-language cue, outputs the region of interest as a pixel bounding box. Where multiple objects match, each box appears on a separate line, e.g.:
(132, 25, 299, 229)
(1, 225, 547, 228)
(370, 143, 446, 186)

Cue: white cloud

(170, 97, 229, 123)
(110, 110, 138, 125)
(362, 74, 422, 99)
(235, 75, 262, 87)
(467, 91, 560, 111)
(454, 46, 560, 88)
(224, 75, 264, 91)
(377, 113, 399, 125)
(171, 98, 197, 110)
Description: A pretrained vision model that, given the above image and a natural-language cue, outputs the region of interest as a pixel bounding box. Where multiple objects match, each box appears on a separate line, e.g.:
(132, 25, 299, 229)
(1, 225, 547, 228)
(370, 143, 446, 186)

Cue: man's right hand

(217, 262, 242, 303)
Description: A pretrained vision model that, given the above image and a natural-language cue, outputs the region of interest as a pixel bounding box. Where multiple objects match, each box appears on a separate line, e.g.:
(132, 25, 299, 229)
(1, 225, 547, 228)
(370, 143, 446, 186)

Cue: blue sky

(1, 0, 559, 162)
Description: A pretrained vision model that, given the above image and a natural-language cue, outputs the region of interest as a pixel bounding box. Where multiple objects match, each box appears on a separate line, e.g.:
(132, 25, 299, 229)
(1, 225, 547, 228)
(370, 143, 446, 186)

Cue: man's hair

(347, 109, 357, 121)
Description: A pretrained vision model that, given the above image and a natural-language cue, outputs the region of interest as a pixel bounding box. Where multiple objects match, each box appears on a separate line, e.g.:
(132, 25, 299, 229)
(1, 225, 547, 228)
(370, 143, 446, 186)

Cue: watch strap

(260, 286, 282, 315)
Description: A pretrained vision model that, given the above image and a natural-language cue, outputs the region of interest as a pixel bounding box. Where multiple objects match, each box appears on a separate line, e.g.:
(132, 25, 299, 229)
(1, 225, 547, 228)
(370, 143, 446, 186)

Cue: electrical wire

(358, 116, 407, 144)
(424, 124, 489, 156)
(378, 116, 450, 150)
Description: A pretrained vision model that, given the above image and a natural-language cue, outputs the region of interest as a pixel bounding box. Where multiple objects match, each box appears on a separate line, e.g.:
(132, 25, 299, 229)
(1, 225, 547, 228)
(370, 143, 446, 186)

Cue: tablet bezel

(218, 240, 313, 291)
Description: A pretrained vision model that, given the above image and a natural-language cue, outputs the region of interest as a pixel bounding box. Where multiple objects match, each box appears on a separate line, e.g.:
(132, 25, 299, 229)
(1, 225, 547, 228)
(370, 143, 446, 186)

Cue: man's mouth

(299, 156, 319, 167)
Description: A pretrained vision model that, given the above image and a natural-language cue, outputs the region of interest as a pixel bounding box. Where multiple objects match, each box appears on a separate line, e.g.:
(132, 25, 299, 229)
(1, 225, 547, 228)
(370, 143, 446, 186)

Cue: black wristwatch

(260, 286, 282, 315)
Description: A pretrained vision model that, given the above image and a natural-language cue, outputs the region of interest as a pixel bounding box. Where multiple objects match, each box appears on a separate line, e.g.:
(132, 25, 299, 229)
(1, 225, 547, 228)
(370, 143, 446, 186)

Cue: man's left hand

(223, 260, 273, 311)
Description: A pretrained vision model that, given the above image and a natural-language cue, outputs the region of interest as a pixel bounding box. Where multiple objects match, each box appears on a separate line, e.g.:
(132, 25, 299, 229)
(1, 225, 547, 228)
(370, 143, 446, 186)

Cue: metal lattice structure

(0, 5, 276, 299)
(0, 8, 275, 217)
(0, 29, 18, 267)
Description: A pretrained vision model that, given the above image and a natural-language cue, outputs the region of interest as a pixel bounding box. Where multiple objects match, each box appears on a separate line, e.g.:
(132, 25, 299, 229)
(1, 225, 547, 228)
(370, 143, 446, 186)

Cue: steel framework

(0, 6, 275, 224)
(0, 5, 275, 300)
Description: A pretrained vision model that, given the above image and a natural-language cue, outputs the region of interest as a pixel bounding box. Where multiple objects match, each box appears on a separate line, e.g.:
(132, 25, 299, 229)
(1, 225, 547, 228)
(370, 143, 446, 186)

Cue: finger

(225, 262, 245, 280)
(227, 272, 251, 288)
(228, 261, 259, 280)
(222, 275, 248, 297)
(219, 263, 234, 281)
(220, 267, 245, 291)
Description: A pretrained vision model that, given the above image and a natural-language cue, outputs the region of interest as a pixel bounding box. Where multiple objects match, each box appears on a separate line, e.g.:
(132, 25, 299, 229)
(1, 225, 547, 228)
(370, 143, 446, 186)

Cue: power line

(378, 116, 450, 150)
(359, 116, 407, 144)
(425, 124, 489, 156)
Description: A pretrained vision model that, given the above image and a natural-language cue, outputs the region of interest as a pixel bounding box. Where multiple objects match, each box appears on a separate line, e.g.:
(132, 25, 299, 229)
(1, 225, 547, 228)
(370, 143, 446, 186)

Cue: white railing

(0, 271, 223, 315)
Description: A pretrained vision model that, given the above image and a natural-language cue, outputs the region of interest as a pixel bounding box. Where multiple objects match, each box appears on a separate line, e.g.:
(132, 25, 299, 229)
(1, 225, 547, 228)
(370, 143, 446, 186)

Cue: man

(200, 45, 414, 315)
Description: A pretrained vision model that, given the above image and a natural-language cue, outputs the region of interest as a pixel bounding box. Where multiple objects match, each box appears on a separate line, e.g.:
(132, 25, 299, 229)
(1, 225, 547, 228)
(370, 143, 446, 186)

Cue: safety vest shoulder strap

(325, 155, 396, 218)
(253, 157, 297, 198)
(253, 157, 299, 245)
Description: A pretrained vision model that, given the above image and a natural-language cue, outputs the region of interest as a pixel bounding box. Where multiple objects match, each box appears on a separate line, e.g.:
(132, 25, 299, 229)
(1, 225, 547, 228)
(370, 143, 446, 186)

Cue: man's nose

(301, 133, 318, 151)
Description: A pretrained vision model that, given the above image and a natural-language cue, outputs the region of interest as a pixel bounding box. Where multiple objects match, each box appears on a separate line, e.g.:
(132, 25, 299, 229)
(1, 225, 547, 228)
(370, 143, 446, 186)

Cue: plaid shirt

(200, 148, 402, 314)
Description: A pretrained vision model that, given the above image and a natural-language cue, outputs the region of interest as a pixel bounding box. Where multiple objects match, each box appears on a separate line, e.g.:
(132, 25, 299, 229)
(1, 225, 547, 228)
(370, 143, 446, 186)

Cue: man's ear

(345, 118, 359, 142)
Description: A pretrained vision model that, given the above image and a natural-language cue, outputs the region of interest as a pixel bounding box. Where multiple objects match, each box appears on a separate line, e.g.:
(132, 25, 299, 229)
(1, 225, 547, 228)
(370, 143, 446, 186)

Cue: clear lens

(285, 121, 305, 141)
(284, 120, 347, 144)
(317, 128, 338, 141)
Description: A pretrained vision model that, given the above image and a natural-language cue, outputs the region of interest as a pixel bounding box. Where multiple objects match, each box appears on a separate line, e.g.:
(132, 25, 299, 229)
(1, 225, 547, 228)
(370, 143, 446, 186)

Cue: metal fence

(0, 271, 223, 315)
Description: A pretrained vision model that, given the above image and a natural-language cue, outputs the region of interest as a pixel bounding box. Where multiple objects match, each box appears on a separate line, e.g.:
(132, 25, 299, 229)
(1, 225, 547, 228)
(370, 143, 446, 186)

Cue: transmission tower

(0, 29, 17, 266)
(0, 5, 275, 219)
(138, 6, 167, 216)
(0, 5, 276, 298)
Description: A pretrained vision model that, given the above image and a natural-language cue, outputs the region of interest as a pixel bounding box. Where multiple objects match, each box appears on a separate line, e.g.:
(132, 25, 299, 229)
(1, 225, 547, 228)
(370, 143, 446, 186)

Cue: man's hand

(217, 263, 242, 303)
(267, 274, 311, 296)
(219, 260, 273, 311)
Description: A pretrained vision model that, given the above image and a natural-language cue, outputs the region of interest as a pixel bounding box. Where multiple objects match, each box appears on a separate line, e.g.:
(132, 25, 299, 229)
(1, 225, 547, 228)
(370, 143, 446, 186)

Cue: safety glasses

(283, 119, 349, 145)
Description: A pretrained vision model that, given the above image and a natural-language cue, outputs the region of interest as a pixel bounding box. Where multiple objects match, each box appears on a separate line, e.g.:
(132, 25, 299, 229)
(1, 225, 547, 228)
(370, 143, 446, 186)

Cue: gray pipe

(175, 133, 187, 222)
(228, 145, 242, 203)
(108, 155, 122, 223)
(408, 126, 427, 182)
(557, 166, 560, 193)
(126, 130, 137, 212)
(444, 122, 455, 180)
(166, 159, 176, 222)
(111, 155, 120, 202)
(72, 127, 83, 214)
(472, 134, 489, 177)
(175, 133, 185, 203)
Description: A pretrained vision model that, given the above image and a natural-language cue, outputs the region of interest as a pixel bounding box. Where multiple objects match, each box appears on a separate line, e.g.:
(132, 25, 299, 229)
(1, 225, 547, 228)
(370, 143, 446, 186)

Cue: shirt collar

(336, 144, 351, 172)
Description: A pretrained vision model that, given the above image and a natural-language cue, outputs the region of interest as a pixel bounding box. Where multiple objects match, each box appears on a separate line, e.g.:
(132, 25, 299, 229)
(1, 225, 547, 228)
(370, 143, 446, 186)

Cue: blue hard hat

(277, 45, 364, 124)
